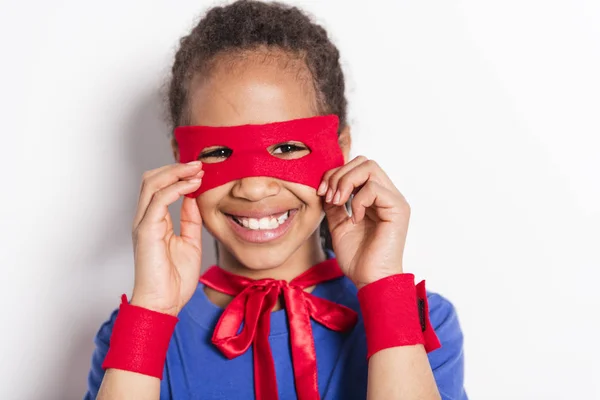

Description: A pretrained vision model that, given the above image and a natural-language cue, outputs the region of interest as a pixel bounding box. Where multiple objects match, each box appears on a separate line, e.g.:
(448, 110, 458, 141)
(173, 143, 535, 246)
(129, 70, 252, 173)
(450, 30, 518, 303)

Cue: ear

(170, 136, 180, 162)
(338, 124, 352, 163)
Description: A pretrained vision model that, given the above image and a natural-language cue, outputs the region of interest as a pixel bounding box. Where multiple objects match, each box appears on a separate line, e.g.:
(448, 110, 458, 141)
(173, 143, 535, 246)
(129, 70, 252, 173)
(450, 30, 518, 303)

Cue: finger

(134, 162, 204, 229)
(323, 202, 351, 233)
(137, 163, 173, 193)
(135, 163, 189, 208)
(132, 162, 203, 231)
(317, 155, 367, 196)
(164, 207, 174, 236)
(331, 158, 398, 205)
(322, 156, 368, 201)
(350, 181, 400, 224)
(180, 196, 203, 249)
(317, 165, 343, 196)
(137, 178, 203, 232)
(333, 159, 397, 206)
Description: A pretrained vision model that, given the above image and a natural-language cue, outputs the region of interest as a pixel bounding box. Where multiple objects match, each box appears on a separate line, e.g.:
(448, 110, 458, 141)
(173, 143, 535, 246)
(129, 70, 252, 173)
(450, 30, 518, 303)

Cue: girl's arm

(84, 307, 166, 400)
(366, 293, 467, 400)
(85, 162, 205, 399)
(367, 345, 440, 400)
(96, 369, 160, 400)
(319, 156, 467, 400)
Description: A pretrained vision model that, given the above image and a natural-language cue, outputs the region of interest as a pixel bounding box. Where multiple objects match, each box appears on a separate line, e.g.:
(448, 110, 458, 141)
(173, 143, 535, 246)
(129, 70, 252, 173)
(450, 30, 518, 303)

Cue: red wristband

(357, 274, 441, 358)
(415, 279, 441, 353)
(101, 294, 179, 379)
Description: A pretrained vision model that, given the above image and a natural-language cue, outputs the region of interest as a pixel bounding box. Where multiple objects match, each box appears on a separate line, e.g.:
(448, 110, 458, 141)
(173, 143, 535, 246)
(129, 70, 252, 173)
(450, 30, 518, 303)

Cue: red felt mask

(174, 114, 344, 197)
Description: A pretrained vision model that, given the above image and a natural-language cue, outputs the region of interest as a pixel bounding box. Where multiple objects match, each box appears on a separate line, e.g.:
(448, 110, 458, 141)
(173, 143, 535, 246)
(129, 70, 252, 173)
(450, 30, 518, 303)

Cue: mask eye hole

(268, 141, 311, 160)
(197, 146, 232, 163)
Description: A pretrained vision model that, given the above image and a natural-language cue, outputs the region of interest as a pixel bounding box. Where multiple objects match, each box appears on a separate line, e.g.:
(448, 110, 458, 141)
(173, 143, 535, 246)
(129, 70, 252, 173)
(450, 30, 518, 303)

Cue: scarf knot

(199, 259, 358, 400)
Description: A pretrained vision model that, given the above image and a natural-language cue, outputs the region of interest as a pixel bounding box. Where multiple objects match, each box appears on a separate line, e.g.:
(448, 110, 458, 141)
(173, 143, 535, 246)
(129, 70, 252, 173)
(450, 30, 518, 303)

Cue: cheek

(195, 191, 225, 239)
(194, 197, 211, 226)
(195, 186, 228, 217)
(195, 194, 212, 215)
(288, 184, 323, 214)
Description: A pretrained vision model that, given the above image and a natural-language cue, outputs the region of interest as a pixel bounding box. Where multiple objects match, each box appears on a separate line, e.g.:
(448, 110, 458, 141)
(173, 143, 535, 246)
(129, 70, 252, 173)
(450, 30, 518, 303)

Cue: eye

(273, 143, 304, 154)
(269, 141, 310, 160)
(198, 146, 232, 163)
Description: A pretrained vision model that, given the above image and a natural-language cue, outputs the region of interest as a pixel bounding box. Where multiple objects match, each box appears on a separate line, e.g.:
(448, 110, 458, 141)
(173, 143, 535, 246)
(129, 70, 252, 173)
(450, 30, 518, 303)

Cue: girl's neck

(204, 231, 326, 309)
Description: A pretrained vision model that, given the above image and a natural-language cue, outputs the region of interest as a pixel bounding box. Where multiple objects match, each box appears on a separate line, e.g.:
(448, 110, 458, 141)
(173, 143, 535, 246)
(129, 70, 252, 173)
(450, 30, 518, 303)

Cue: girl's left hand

(318, 156, 411, 289)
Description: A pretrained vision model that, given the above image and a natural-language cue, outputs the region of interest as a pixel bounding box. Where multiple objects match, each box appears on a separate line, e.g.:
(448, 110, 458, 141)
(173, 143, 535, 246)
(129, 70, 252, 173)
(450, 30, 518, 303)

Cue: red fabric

(357, 274, 441, 359)
(199, 258, 358, 400)
(416, 280, 442, 352)
(174, 114, 344, 196)
(102, 294, 179, 379)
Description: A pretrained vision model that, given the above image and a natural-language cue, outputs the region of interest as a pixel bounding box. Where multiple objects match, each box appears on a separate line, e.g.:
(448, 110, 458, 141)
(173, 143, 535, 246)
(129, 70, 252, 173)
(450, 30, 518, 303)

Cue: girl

(85, 1, 466, 399)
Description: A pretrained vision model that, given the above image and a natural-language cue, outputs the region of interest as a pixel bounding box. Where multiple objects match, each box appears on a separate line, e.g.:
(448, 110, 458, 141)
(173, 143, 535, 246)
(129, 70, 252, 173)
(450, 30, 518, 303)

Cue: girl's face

(179, 49, 349, 271)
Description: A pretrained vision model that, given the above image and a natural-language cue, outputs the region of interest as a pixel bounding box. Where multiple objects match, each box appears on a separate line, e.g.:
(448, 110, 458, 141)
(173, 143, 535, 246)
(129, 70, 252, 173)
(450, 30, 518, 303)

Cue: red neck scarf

(199, 258, 358, 400)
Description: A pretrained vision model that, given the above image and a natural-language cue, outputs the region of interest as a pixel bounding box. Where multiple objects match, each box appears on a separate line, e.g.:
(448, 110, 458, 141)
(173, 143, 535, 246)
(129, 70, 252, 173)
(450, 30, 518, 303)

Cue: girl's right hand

(129, 161, 205, 317)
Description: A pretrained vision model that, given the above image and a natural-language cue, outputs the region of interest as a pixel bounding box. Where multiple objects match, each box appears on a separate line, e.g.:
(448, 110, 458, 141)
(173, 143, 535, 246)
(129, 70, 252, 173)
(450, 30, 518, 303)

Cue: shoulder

(84, 307, 120, 399)
(426, 290, 465, 355)
(94, 307, 120, 344)
(427, 291, 462, 333)
(425, 291, 468, 399)
(425, 291, 466, 371)
(89, 306, 120, 367)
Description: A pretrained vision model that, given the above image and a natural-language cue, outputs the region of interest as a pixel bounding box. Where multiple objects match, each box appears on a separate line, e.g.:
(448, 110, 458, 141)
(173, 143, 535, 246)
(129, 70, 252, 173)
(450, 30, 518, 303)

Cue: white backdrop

(1, 1, 599, 399)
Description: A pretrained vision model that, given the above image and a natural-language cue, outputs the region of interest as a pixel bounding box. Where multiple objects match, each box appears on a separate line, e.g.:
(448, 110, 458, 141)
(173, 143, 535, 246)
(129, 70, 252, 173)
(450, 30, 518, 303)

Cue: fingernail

(188, 178, 202, 184)
(333, 191, 341, 204)
(317, 181, 327, 195)
(187, 161, 202, 166)
(325, 188, 333, 203)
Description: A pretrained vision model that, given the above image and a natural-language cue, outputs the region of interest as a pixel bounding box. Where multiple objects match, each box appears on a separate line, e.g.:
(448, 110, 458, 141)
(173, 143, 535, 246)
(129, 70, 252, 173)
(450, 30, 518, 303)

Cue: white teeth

(258, 218, 270, 229)
(277, 211, 289, 224)
(234, 211, 290, 230)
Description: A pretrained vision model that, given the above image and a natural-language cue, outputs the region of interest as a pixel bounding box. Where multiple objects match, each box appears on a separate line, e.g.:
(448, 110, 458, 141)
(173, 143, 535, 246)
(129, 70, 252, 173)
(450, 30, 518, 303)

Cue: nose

(230, 176, 281, 201)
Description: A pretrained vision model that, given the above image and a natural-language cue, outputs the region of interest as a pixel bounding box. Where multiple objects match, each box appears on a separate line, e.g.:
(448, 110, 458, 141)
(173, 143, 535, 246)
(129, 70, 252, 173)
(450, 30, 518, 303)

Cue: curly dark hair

(165, 0, 349, 254)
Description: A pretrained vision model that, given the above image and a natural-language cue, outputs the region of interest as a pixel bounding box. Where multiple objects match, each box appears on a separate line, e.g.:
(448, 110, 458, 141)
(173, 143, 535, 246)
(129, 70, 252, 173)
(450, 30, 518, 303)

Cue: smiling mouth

(226, 210, 292, 230)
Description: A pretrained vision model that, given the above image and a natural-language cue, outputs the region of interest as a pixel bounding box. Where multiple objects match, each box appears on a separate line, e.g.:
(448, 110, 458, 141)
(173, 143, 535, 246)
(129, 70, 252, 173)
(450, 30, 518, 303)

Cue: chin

(212, 225, 317, 274)
(228, 243, 296, 271)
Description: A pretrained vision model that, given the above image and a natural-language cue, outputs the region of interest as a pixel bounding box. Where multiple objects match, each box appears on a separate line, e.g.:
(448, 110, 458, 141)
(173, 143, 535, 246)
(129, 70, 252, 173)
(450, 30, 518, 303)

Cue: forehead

(188, 48, 319, 127)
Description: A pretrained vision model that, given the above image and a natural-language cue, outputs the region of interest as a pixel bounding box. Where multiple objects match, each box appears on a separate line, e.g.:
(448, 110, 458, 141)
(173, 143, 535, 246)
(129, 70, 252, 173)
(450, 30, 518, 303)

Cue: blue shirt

(84, 265, 467, 399)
